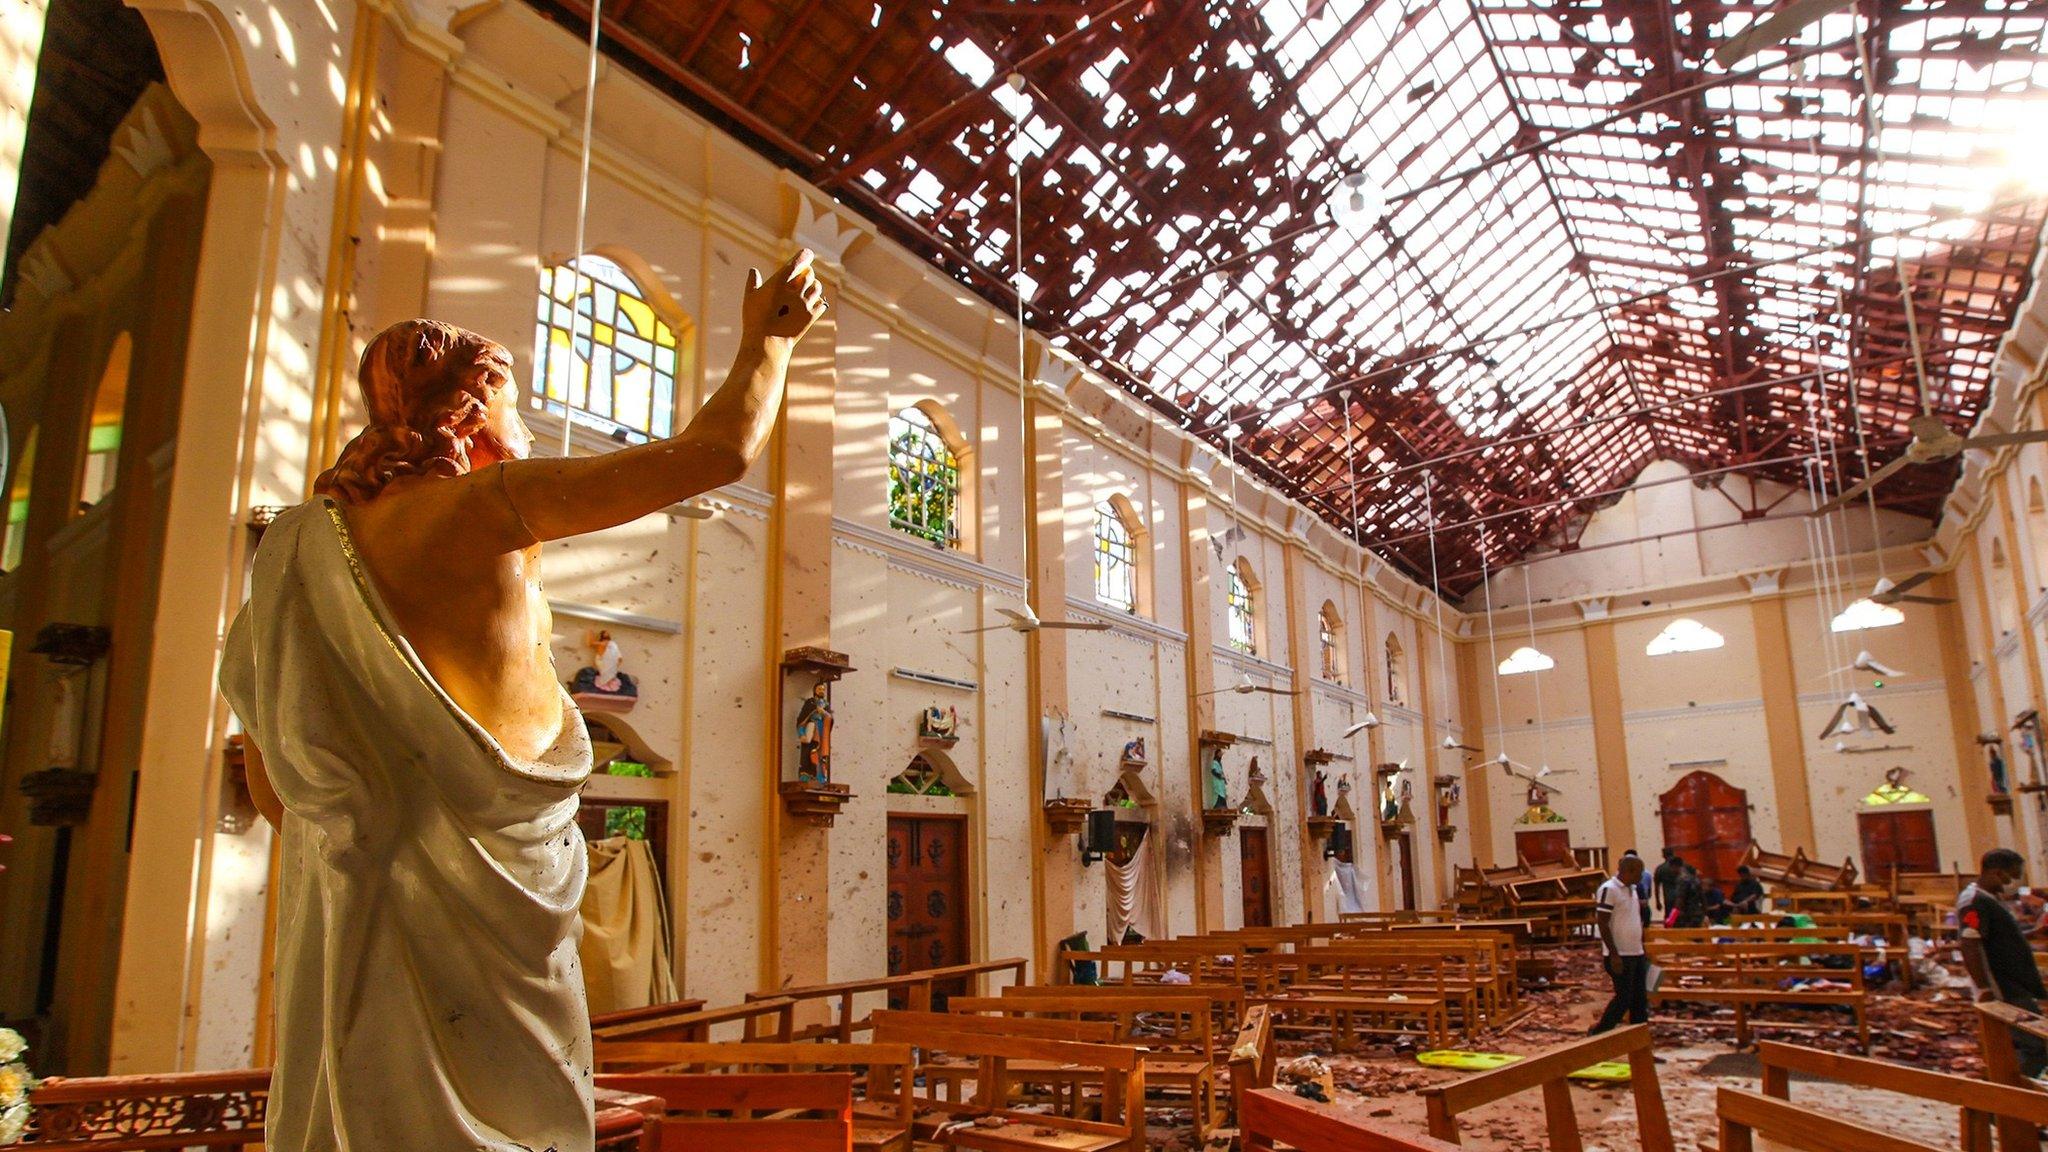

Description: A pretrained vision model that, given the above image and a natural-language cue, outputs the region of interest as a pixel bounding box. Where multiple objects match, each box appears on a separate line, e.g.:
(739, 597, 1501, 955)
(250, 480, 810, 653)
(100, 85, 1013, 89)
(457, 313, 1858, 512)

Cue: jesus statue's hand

(742, 249, 828, 355)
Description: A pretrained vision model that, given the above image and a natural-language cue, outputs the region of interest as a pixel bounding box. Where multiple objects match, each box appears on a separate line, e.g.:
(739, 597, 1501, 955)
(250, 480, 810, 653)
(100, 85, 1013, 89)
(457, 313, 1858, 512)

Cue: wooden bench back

(1419, 1024, 1672, 1152)
(742, 957, 1029, 1041)
(1244, 1087, 1465, 1152)
(593, 996, 798, 1044)
(1645, 940, 1868, 989)
(870, 1011, 1145, 1144)
(871, 1007, 1118, 1043)
(1228, 1004, 1276, 1124)
(1757, 1039, 2048, 1152)
(949, 994, 1213, 1056)
(593, 1041, 915, 1128)
(1716, 1087, 1937, 1152)
(589, 997, 708, 1031)
(603, 1071, 853, 1152)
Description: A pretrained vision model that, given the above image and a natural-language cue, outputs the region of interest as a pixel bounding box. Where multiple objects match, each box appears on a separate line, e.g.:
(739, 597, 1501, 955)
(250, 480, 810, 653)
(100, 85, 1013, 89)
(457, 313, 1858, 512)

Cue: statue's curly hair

(315, 320, 514, 504)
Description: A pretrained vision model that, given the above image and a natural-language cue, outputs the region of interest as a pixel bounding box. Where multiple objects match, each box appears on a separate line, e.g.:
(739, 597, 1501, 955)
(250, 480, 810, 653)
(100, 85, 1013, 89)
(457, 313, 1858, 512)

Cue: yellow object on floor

(1417, 1051, 1632, 1082)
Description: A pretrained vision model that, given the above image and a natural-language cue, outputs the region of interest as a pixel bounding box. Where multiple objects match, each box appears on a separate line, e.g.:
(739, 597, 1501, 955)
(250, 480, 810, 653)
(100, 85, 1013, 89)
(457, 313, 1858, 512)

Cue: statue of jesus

(219, 251, 825, 1152)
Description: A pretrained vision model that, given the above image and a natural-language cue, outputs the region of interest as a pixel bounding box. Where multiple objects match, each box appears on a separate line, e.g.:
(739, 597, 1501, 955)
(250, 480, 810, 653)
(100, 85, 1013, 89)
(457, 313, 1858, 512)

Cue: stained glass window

(888, 406, 959, 547)
(1094, 502, 1136, 611)
(1227, 563, 1255, 655)
(887, 755, 955, 796)
(1862, 782, 1932, 807)
(1319, 604, 1343, 682)
(533, 254, 679, 444)
(79, 335, 130, 511)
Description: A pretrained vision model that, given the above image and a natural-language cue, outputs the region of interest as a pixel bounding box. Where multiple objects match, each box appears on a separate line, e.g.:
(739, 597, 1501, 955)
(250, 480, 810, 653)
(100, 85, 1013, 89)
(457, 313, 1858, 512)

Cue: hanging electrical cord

(559, 0, 604, 461)
(1010, 74, 1031, 605)
(1421, 471, 1457, 752)
(1476, 523, 1509, 769)
(1520, 565, 1550, 774)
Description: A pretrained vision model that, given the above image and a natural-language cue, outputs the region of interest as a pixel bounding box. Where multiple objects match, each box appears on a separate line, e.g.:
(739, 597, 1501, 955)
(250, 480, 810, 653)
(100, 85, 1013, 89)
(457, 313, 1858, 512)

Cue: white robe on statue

(220, 499, 594, 1152)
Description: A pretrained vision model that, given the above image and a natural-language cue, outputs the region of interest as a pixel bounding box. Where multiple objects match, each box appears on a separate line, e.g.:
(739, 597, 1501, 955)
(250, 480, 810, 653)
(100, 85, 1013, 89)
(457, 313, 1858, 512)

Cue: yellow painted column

(1582, 614, 1638, 853)
(1282, 543, 1323, 920)
(1023, 383, 1076, 971)
(1749, 592, 1817, 852)
(1934, 573, 1998, 860)
(1996, 471, 2048, 719)
(1180, 476, 1225, 930)
(1455, 638, 1494, 869)
(764, 242, 845, 996)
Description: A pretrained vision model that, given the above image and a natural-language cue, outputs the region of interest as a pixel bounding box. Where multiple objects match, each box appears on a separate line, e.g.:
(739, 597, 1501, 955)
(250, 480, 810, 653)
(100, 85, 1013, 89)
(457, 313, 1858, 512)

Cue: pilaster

(1747, 583, 1816, 852)
(1582, 607, 1638, 853)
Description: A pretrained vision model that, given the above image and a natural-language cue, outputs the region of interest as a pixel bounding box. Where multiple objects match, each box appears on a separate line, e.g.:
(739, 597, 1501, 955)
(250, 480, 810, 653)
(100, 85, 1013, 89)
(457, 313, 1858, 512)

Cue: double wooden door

(1658, 771, 1752, 885)
(887, 815, 968, 1006)
(1859, 809, 1938, 885)
(1239, 826, 1273, 928)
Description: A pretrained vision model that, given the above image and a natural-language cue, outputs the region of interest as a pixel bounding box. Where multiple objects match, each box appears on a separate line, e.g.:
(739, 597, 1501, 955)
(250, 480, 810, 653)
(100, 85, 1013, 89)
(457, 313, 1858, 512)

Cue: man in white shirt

(1591, 854, 1650, 1034)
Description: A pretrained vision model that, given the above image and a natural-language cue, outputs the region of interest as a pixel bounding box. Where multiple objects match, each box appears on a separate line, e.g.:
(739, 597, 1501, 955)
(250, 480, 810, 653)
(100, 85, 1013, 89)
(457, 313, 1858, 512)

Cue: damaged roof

(540, 0, 2048, 592)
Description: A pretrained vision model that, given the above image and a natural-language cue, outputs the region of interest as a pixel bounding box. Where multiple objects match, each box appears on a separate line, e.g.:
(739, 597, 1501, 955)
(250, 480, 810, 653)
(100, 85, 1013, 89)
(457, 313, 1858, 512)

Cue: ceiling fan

(1816, 413, 2048, 515)
(1818, 691, 1897, 741)
(1441, 736, 1480, 753)
(1830, 650, 1905, 679)
(1867, 571, 1951, 607)
(1712, 0, 1853, 68)
(1340, 712, 1383, 739)
(960, 606, 1112, 635)
(1199, 674, 1299, 698)
(1495, 753, 1563, 796)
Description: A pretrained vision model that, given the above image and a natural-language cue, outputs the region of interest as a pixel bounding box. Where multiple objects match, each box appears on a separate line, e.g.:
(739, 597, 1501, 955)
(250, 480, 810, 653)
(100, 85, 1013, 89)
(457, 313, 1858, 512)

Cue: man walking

(1592, 854, 1650, 1034)
(1653, 849, 1684, 915)
(1960, 848, 2048, 1076)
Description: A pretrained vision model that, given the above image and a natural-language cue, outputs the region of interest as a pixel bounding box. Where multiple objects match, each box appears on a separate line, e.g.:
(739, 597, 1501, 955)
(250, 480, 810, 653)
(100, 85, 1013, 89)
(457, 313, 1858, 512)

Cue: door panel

(1516, 828, 1572, 866)
(887, 815, 968, 1007)
(1395, 833, 1417, 911)
(1859, 810, 1939, 885)
(1657, 771, 1752, 885)
(1239, 827, 1272, 928)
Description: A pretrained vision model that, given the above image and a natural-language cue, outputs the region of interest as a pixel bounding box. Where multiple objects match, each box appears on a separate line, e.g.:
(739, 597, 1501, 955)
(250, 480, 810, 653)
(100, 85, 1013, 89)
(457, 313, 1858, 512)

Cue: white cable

(1477, 524, 1508, 766)
(561, 0, 604, 460)
(1422, 472, 1455, 747)
(1521, 564, 1549, 772)
(1013, 91, 1029, 603)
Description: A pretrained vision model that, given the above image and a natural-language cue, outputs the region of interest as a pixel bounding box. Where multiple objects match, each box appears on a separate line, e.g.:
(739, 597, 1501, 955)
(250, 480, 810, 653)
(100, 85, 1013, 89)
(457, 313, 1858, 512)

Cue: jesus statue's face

(469, 345, 532, 468)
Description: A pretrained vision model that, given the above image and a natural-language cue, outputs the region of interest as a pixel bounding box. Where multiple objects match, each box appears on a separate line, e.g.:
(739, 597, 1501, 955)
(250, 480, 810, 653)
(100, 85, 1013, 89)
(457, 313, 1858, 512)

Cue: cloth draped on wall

(218, 499, 594, 1152)
(1333, 861, 1366, 915)
(1106, 822, 1155, 942)
(579, 835, 678, 1014)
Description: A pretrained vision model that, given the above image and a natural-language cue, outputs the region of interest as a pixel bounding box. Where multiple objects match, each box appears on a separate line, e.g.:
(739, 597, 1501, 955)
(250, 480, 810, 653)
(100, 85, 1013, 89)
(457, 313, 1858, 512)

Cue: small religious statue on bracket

(796, 682, 834, 785)
(567, 630, 639, 711)
(1206, 746, 1230, 809)
(1381, 771, 1403, 823)
(1121, 736, 1147, 765)
(918, 705, 959, 745)
(1311, 770, 1330, 818)
(1986, 737, 2010, 794)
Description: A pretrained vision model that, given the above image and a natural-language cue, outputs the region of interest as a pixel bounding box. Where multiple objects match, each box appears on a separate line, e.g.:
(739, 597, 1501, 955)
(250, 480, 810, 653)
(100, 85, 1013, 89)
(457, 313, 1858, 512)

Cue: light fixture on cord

(1331, 172, 1384, 234)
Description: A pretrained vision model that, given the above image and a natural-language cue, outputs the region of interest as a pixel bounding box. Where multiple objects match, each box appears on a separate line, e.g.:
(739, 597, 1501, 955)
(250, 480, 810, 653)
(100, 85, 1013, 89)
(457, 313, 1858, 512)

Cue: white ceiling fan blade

(1254, 686, 1302, 696)
(1712, 0, 1855, 68)
(1963, 429, 2048, 453)
(1812, 455, 1912, 516)
(959, 624, 1013, 634)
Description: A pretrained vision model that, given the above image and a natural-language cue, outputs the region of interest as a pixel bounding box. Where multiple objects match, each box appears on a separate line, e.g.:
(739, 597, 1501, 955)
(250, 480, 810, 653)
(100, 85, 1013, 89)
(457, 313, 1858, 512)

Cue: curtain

(579, 836, 678, 1014)
(1334, 860, 1366, 915)
(1106, 822, 1154, 942)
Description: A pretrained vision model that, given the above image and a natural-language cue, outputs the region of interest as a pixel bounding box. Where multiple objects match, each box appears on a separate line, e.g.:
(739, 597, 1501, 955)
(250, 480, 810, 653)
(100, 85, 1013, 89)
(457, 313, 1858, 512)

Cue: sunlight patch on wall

(1497, 646, 1554, 675)
(1645, 618, 1724, 657)
(1831, 599, 1905, 633)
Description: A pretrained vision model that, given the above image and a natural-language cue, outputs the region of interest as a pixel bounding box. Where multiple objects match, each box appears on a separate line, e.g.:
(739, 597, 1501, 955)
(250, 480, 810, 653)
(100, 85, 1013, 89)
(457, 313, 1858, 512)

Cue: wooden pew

(589, 997, 708, 1031)
(874, 1008, 1119, 1113)
(593, 996, 798, 1044)
(1754, 1039, 2048, 1152)
(1243, 1087, 1467, 1152)
(23, 1069, 658, 1152)
(951, 993, 1219, 1140)
(869, 1011, 1146, 1151)
(596, 1042, 914, 1152)
(1975, 1002, 2048, 1152)
(598, 1071, 854, 1151)
(1742, 843, 1858, 892)
(1646, 923, 1913, 989)
(1645, 940, 1870, 1050)
(1418, 1024, 1672, 1152)
(1717, 1087, 1938, 1152)
(744, 957, 1030, 1042)
(1228, 1003, 1277, 1127)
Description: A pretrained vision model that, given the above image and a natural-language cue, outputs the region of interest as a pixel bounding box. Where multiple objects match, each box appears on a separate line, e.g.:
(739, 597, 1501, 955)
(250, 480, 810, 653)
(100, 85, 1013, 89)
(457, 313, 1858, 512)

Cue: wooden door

(1859, 809, 1939, 885)
(1395, 832, 1418, 911)
(887, 815, 968, 1007)
(1657, 771, 1752, 885)
(1515, 828, 1572, 866)
(1239, 826, 1273, 928)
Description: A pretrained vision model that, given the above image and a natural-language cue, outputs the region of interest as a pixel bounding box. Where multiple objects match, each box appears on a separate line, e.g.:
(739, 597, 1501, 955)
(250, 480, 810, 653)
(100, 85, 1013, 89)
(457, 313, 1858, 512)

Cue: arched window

(78, 334, 131, 511)
(533, 253, 680, 444)
(1645, 618, 1725, 656)
(1226, 560, 1257, 655)
(888, 405, 960, 547)
(3, 426, 35, 572)
(1094, 500, 1137, 611)
(1498, 646, 1555, 675)
(2028, 477, 2048, 590)
(1384, 633, 1405, 704)
(1319, 602, 1344, 683)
